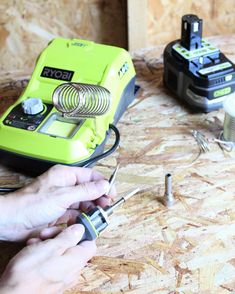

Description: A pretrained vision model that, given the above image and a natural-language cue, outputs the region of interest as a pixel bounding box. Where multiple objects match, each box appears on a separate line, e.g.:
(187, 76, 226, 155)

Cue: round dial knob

(22, 98, 43, 115)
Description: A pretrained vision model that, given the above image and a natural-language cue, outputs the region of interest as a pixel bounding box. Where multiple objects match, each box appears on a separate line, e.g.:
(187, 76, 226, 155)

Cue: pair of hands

(0, 165, 114, 293)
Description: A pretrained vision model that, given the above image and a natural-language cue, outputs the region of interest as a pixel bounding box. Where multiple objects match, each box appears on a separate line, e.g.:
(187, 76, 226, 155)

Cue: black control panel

(3, 103, 52, 131)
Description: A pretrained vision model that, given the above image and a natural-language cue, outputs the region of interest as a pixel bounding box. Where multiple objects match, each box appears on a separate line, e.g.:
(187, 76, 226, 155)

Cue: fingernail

(41, 227, 52, 235)
(96, 180, 109, 194)
(70, 224, 85, 235)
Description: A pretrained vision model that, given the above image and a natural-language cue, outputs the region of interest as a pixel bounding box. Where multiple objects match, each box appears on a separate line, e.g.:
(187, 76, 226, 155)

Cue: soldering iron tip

(123, 187, 140, 201)
(108, 163, 120, 191)
(114, 163, 120, 175)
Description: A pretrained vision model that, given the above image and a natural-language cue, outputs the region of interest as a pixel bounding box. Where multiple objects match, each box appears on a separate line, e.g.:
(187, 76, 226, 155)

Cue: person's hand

(0, 165, 114, 242)
(0, 224, 96, 294)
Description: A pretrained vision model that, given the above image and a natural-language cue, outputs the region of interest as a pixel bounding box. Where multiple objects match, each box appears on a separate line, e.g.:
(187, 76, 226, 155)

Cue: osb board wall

(147, 0, 235, 47)
(0, 0, 127, 72)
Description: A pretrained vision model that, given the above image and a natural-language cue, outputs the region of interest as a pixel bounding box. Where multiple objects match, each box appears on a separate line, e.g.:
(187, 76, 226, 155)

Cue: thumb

(53, 224, 85, 253)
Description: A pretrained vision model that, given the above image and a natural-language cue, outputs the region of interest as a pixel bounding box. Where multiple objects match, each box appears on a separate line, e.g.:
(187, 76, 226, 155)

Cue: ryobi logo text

(41, 66, 74, 81)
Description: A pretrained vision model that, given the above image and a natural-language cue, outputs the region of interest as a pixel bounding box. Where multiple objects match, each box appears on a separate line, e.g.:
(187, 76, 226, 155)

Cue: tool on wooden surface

(76, 165, 140, 242)
(163, 14, 235, 112)
(0, 38, 136, 175)
(163, 173, 175, 207)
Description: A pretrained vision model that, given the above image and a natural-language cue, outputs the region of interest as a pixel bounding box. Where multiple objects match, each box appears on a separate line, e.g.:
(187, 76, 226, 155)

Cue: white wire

(214, 131, 234, 152)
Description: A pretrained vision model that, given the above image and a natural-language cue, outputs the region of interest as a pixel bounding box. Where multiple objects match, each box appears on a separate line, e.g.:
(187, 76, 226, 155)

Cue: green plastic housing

(0, 38, 136, 165)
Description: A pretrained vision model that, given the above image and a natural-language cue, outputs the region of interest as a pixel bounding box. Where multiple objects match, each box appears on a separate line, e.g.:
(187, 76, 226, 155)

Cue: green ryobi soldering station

(0, 38, 136, 174)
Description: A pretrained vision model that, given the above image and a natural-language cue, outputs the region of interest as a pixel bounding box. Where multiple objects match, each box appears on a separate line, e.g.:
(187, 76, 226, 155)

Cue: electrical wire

(0, 187, 19, 193)
(83, 124, 120, 167)
(214, 131, 234, 152)
(191, 129, 210, 153)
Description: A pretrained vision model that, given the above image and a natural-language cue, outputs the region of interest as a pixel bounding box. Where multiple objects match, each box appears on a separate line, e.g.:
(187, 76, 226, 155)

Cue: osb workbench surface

(0, 35, 235, 293)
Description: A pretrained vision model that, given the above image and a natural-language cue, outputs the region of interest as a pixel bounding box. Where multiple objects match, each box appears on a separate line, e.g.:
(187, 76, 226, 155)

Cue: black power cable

(0, 187, 18, 193)
(84, 124, 120, 167)
(0, 124, 120, 193)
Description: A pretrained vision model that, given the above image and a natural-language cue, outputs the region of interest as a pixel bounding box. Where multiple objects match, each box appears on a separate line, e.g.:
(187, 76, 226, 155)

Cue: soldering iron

(0, 164, 140, 243)
(76, 187, 139, 242)
(76, 164, 140, 242)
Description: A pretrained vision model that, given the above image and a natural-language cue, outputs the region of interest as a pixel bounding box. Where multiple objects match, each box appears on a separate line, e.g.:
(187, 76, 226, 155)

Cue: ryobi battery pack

(163, 14, 235, 112)
(0, 38, 136, 174)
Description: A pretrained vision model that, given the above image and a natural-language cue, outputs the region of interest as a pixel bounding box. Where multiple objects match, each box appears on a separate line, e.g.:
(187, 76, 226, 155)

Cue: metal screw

(163, 173, 175, 207)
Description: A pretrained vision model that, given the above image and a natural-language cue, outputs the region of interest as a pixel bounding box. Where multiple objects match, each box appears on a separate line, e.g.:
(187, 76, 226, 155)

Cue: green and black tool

(76, 187, 140, 242)
(0, 38, 136, 174)
(163, 14, 235, 112)
(76, 165, 139, 242)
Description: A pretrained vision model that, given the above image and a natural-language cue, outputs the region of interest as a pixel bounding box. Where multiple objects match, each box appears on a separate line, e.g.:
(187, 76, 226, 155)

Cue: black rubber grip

(76, 213, 98, 243)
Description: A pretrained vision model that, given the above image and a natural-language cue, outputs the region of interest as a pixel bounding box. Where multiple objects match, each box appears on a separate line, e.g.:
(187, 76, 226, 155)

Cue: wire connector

(163, 173, 175, 207)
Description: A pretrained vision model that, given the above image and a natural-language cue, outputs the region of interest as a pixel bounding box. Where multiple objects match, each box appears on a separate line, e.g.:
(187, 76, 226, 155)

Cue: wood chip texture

(0, 0, 127, 72)
(147, 0, 235, 47)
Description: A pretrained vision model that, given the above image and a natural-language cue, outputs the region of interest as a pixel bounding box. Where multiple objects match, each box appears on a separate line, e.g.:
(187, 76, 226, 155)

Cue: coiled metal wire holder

(52, 83, 111, 118)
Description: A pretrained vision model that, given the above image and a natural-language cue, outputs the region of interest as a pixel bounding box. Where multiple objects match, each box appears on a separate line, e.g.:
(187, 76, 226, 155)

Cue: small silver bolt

(163, 173, 175, 207)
